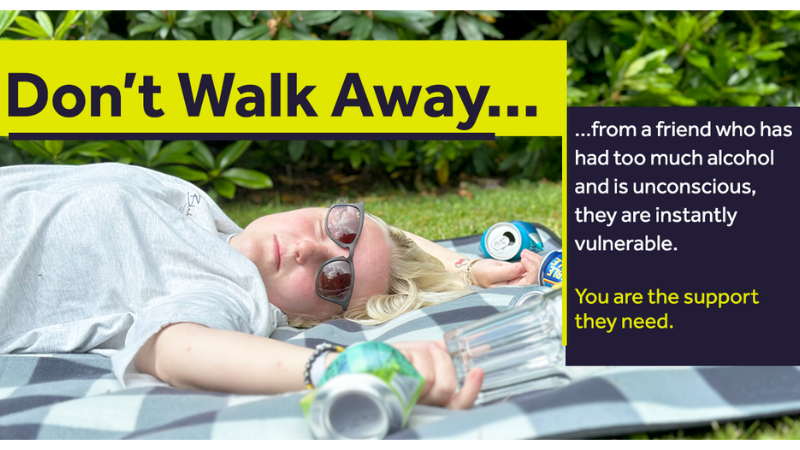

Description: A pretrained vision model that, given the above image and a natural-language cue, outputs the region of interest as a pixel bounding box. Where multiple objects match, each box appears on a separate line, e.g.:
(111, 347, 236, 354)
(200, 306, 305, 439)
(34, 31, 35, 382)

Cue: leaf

(175, 13, 209, 29)
(731, 95, 760, 107)
(13, 141, 50, 159)
(350, 15, 373, 40)
(328, 14, 358, 34)
(604, 45, 618, 84)
(295, 10, 341, 26)
(64, 141, 107, 154)
(372, 22, 398, 40)
(158, 165, 209, 182)
(35, 11, 53, 37)
(624, 48, 668, 78)
(586, 20, 602, 58)
(104, 141, 139, 161)
(171, 28, 195, 40)
(0, 11, 21, 36)
(685, 50, 711, 69)
(212, 178, 236, 199)
(753, 50, 785, 61)
(441, 13, 457, 40)
(288, 140, 306, 161)
(558, 19, 584, 41)
(474, 17, 503, 39)
(62, 149, 110, 160)
(747, 26, 761, 54)
(349, 151, 362, 169)
(609, 18, 640, 34)
(54, 10, 81, 40)
(14, 16, 49, 38)
(60, 159, 90, 165)
(277, 27, 294, 40)
(291, 30, 319, 40)
(231, 23, 270, 40)
(151, 140, 194, 166)
(498, 152, 522, 171)
(136, 12, 160, 23)
(666, 95, 697, 106)
(221, 168, 274, 189)
(85, 10, 104, 27)
(475, 10, 502, 18)
(143, 140, 162, 164)
(675, 14, 697, 44)
(760, 41, 788, 52)
(44, 140, 63, 156)
(372, 11, 435, 23)
(714, 31, 729, 87)
(125, 140, 146, 160)
(436, 158, 449, 185)
(456, 14, 483, 40)
(399, 20, 430, 35)
(726, 82, 780, 96)
(130, 21, 164, 37)
(231, 11, 254, 27)
(216, 140, 252, 169)
(191, 141, 216, 170)
(158, 24, 170, 40)
(6, 27, 43, 38)
(211, 12, 233, 40)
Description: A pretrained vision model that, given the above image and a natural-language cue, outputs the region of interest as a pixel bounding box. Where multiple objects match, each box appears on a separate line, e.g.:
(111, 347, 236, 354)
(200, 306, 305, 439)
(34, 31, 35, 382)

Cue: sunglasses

(315, 202, 365, 311)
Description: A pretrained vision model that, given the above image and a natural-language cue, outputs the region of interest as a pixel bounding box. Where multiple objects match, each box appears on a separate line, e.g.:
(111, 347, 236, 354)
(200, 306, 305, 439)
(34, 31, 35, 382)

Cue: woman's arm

(403, 230, 476, 274)
(134, 322, 316, 394)
(403, 230, 543, 287)
(134, 322, 483, 409)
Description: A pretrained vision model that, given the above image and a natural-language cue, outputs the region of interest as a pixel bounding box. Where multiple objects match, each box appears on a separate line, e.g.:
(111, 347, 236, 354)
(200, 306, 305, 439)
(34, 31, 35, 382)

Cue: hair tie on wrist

(304, 343, 345, 390)
(464, 259, 481, 287)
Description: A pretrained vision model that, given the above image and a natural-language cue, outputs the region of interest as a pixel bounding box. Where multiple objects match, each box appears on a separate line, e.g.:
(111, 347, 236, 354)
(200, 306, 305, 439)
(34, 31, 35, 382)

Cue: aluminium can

(305, 373, 405, 440)
(538, 250, 563, 287)
(300, 341, 424, 440)
(480, 221, 544, 261)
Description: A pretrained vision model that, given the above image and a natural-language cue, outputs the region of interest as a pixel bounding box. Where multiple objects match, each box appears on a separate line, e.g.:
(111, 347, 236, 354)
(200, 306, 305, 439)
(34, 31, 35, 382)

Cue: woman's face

(230, 207, 392, 321)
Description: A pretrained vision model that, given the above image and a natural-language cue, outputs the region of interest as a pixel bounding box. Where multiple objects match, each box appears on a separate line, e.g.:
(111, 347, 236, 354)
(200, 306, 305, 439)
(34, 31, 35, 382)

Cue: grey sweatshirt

(0, 163, 286, 385)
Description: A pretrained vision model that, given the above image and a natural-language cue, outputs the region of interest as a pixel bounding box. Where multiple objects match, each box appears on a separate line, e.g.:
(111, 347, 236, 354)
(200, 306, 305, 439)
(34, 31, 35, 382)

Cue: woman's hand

(469, 249, 542, 288)
(391, 341, 483, 410)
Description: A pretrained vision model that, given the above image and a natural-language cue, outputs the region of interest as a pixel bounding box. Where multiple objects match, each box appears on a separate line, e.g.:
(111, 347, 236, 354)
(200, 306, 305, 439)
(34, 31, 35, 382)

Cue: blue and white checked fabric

(3, 226, 800, 439)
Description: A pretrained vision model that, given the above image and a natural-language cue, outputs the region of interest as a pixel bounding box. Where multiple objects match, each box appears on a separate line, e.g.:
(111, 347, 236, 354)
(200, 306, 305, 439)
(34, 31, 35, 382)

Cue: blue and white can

(538, 251, 562, 287)
(480, 221, 544, 261)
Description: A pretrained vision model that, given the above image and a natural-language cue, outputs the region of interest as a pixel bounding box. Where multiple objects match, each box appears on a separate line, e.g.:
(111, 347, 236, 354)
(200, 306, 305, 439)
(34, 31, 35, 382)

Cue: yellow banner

(0, 41, 565, 138)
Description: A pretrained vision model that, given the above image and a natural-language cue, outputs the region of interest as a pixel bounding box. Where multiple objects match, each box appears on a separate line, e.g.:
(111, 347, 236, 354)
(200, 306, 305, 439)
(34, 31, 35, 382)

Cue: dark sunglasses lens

(318, 261, 353, 301)
(327, 205, 361, 245)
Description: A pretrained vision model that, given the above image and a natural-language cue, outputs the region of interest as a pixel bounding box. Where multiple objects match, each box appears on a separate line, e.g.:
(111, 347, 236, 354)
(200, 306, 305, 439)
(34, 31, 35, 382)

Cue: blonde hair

(287, 213, 471, 328)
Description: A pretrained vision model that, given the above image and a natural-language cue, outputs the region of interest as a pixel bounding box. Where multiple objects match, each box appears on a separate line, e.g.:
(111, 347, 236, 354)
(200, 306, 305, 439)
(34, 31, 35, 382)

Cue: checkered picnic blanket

(3, 225, 800, 439)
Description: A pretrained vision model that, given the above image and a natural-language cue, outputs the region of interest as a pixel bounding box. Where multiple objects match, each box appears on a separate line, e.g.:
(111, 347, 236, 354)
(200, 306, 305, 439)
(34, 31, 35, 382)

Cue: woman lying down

(0, 163, 541, 410)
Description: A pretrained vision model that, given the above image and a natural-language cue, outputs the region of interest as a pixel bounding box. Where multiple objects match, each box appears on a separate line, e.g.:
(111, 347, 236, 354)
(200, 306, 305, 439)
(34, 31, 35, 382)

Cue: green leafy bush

(7, 139, 272, 200)
(5, 10, 798, 196)
(559, 11, 796, 107)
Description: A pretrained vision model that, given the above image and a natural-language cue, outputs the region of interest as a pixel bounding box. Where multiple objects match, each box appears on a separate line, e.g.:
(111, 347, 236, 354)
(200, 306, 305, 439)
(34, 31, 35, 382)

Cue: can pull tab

(492, 232, 516, 251)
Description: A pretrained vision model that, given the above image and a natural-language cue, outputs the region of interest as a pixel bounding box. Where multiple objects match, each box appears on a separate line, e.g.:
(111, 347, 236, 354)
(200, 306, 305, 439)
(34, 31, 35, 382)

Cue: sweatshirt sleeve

(109, 287, 279, 387)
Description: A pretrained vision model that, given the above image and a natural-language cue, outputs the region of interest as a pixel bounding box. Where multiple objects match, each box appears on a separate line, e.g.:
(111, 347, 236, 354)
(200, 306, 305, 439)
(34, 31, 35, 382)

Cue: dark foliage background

(2, 10, 797, 198)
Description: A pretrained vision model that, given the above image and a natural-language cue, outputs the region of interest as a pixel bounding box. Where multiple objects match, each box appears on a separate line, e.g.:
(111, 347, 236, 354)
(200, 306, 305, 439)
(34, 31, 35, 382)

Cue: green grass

(221, 182, 800, 440)
(625, 416, 800, 440)
(221, 180, 562, 241)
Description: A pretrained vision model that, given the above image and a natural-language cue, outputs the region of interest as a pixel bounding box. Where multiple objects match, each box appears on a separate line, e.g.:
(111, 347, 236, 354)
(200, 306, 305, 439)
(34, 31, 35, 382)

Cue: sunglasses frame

(314, 202, 365, 311)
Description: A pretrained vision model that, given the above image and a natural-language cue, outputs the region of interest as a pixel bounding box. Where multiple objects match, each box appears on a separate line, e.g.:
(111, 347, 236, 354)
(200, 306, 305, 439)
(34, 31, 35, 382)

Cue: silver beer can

(307, 373, 405, 440)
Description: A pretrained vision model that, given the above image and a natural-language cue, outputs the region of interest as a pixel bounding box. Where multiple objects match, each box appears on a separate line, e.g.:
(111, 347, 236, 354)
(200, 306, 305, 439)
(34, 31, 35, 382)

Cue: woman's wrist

(455, 258, 483, 287)
(304, 343, 344, 389)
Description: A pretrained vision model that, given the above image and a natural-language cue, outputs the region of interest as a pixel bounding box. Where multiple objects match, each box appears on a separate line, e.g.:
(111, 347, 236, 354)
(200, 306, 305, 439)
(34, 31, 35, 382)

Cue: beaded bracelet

(304, 342, 345, 390)
(463, 259, 481, 287)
